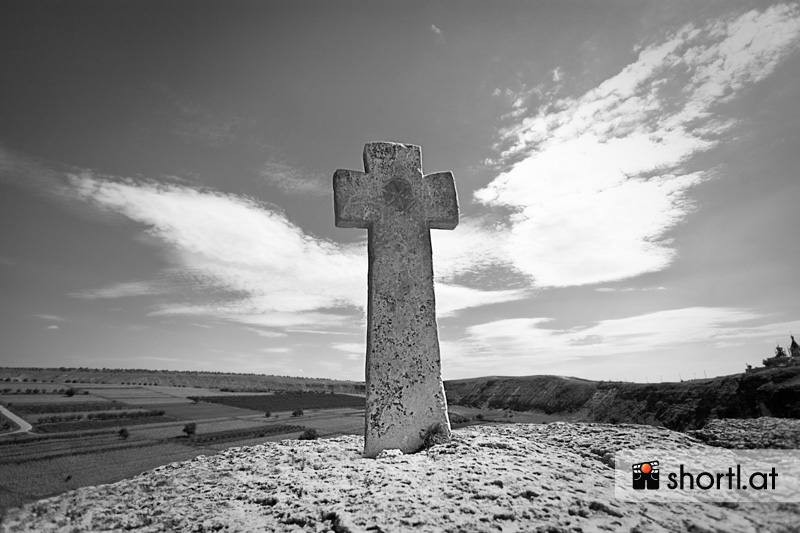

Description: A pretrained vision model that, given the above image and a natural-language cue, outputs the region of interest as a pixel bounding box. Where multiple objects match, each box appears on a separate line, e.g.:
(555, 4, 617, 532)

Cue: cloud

(259, 159, 329, 196)
(156, 87, 255, 148)
(436, 284, 527, 318)
(69, 280, 166, 299)
(332, 342, 366, 360)
(243, 327, 287, 338)
(475, 5, 800, 288)
(460, 306, 796, 363)
(34, 314, 65, 321)
(430, 24, 445, 45)
(66, 174, 520, 332)
(594, 286, 666, 292)
(68, 173, 367, 316)
(261, 347, 291, 353)
(47, 325, 59, 330)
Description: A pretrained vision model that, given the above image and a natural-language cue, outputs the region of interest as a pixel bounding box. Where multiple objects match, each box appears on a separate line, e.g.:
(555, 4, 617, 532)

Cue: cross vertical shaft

(333, 142, 458, 457)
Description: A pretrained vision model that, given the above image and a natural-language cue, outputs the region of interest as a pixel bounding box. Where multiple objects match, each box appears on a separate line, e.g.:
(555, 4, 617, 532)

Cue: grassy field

(0, 442, 214, 513)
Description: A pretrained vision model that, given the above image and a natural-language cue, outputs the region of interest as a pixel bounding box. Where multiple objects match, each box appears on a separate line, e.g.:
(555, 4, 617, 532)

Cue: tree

(292, 409, 304, 417)
(65, 388, 76, 397)
(265, 411, 271, 418)
(182, 422, 197, 437)
(298, 428, 318, 440)
(119, 428, 130, 440)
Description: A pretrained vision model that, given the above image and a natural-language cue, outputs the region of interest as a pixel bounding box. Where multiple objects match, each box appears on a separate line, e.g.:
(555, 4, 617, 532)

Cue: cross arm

(333, 169, 377, 229)
(424, 171, 459, 230)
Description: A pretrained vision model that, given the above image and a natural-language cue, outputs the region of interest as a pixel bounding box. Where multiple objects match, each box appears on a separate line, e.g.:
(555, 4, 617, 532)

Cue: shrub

(475, 414, 484, 421)
(65, 388, 76, 397)
(119, 428, 130, 440)
(449, 413, 469, 425)
(183, 422, 197, 437)
(265, 411, 271, 418)
(298, 428, 318, 440)
(418, 423, 449, 451)
(292, 409, 304, 417)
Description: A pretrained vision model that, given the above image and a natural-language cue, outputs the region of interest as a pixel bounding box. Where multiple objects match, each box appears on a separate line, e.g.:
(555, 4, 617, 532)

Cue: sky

(1, 0, 799, 383)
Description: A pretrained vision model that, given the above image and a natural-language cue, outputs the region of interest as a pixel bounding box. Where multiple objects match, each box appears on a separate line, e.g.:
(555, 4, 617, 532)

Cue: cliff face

(3, 423, 797, 533)
(444, 367, 800, 431)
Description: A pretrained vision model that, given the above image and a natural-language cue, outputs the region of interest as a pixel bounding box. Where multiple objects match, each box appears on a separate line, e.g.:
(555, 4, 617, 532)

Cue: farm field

(0, 384, 371, 517)
(145, 401, 263, 420)
(0, 377, 532, 519)
(0, 441, 214, 513)
(0, 393, 107, 405)
(192, 392, 366, 412)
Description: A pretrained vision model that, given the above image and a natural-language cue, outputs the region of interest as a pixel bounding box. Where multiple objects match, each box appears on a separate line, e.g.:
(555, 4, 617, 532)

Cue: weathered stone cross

(333, 142, 458, 458)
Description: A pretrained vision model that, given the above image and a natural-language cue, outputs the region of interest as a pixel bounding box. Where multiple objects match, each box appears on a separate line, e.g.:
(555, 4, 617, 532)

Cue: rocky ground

(2, 422, 798, 533)
(687, 417, 800, 449)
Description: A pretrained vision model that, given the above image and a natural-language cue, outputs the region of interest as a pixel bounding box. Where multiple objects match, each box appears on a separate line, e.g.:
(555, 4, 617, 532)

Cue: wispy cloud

(46, 325, 59, 330)
(34, 314, 65, 321)
(259, 159, 329, 196)
(475, 5, 800, 288)
(455, 307, 798, 364)
(158, 87, 254, 148)
(261, 347, 291, 353)
(430, 24, 445, 45)
(65, 173, 520, 332)
(69, 280, 166, 299)
(243, 327, 287, 338)
(594, 286, 666, 292)
(332, 342, 366, 360)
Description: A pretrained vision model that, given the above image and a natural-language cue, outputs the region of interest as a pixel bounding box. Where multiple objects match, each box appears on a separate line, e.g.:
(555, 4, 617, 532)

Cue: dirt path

(0, 405, 32, 435)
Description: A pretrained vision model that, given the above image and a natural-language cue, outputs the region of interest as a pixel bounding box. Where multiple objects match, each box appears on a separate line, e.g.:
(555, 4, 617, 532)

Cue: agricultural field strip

(10, 402, 135, 415)
(0, 395, 106, 404)
(2, 419, 311, 462)
(192, 393, 365, 412)
(2, 426, 305, 466)
(0, 442, 212, 506)
(0, 439, 160, 465)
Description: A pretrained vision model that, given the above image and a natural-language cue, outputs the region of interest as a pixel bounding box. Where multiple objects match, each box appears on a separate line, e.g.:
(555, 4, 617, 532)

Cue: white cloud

(436, 283, 527, 318)
(34, 314, 64, 321)
(243, 327, 287, 338)
(67, 174, 519, 332)
(261, 347, 291, 353)
(47, 325, 59, 330)
(69, 280, 166, 299)
(68, 173, 365, 321)
(332, 342, 366, 361)
(476, 5, 800, 288)
(459, 307, 797, 364)
(430, 24, 445, 45)
(260, 159, 329, 196)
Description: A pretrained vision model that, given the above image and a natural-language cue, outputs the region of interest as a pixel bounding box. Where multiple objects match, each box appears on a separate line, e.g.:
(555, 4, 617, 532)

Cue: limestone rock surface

(2, 423, 798, 532)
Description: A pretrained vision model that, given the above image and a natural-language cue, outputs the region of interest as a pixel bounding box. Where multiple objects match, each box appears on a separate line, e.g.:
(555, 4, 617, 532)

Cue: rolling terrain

(444, 366, 800, 430)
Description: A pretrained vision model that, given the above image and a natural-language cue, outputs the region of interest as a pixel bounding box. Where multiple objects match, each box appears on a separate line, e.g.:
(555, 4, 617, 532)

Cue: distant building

(760, 336, 800, 368)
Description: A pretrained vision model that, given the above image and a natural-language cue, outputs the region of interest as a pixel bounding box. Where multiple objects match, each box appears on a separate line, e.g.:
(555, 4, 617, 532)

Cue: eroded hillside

(445, 366, 800, 431)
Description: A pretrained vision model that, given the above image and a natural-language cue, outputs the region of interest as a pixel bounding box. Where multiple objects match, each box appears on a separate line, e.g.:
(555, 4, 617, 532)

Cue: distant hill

(444, 366, 800, 431)
(5, 366, 799, 432)
(0, 367, 365, 395)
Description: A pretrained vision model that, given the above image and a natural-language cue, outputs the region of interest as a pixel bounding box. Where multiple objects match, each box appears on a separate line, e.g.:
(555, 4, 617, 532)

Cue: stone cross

(333, 142, 458, 458)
